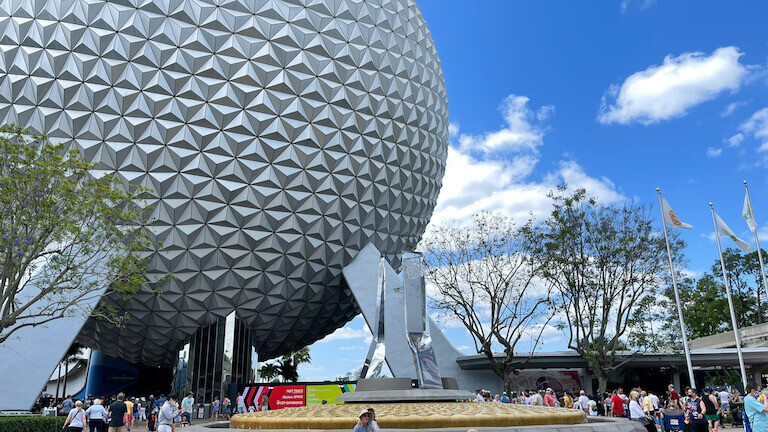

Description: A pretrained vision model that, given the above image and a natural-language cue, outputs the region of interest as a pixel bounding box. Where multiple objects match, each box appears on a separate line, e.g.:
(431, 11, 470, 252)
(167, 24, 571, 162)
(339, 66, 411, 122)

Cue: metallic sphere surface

(0, 0, 448, 365)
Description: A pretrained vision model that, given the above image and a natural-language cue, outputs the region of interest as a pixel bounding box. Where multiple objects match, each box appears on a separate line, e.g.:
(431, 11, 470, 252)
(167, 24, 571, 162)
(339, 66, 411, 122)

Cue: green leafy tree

(275, 346, 311, 382)
(538, 187, 684, 392)
(258, 363, 280, 382)
(0, 126, 153, 345)
(666, 248, 767, 340)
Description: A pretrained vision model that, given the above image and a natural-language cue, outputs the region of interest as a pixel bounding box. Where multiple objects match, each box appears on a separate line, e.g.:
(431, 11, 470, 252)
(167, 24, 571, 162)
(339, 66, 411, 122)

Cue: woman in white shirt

(629, 391, 646, 419)
(629, 391, 655, 432)
(63, 400, 87, 432)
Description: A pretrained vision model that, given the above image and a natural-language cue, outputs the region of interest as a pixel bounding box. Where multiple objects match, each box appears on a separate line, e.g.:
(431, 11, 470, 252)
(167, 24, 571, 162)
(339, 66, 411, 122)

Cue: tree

(258, 363, 280, 382)
(538, 187, 683, 392)
(275, 346, 311, 382)
(667, 248, 766, 339)
(61, 342, 85, 398)
(422, 212, 555, 395)
(0, 126, 152, 345)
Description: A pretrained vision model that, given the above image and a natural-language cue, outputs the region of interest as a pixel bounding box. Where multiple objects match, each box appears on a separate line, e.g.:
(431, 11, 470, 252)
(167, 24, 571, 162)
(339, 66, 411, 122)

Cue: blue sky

(294, 0, 768, 381)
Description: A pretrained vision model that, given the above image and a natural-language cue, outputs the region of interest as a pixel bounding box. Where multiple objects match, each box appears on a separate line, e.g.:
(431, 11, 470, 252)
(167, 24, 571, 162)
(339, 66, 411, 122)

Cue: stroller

(661, 409, 686, 432)
(732, 402, 745, 427)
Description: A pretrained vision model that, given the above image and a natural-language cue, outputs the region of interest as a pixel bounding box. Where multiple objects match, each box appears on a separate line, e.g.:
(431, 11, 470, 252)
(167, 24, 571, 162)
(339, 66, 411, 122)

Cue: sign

(268, 385, 305, 409)
(233, 381, 356, 411)
(306, 384, 356, 405)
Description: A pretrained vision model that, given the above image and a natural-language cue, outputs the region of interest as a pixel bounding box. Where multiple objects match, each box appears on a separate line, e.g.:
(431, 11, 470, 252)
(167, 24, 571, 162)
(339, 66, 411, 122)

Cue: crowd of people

(37, 381, 768, 432)
(37, 391, 241, 432)
(467, 382, 768, 432)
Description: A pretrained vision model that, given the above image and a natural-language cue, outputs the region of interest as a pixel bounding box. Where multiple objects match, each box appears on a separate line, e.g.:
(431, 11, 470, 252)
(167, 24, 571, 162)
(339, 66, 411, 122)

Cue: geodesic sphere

(0, 0, 448, 365)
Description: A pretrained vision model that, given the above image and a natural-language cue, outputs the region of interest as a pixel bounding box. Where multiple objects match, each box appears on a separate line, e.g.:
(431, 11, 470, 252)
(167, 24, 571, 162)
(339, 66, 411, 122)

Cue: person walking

(668, 385, 680, 405)
(221, 396, 231, 420)
(685, 388, 708, 432)
(612, 390, 625, 418)
(702, 388, 720, 432)
(237, 393, 246, 414)
(62, 395, 74, 417)
(139, 398, 146, 423)
(63, 401, 87, 432)
(156, 393, 178, 432)
(578, 390, 590, 413)
(84, 398, 107, 432)
(123, 398, 133, 431)
(718, 389, 730, 418)
(181, 393, 194, 426)
(212, 396, 220, 421)
(107, 393, 128, 432)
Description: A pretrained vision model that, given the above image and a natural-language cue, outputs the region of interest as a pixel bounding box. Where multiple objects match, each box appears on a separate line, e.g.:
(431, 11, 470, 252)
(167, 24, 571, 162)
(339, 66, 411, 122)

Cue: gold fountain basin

(231, 402, 586, 429)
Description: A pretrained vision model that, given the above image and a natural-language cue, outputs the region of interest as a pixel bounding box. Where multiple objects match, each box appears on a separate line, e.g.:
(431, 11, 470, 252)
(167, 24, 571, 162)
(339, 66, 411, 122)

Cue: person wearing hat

(366, 408, 380, 432)
(354, 410, 373, 432)
(544, 388, 556, 407)
(501, 392, 510, 404)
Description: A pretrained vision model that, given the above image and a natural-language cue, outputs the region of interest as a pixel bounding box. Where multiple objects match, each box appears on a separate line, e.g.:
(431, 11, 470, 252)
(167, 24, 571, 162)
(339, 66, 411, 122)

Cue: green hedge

(0, 416, 66, 432)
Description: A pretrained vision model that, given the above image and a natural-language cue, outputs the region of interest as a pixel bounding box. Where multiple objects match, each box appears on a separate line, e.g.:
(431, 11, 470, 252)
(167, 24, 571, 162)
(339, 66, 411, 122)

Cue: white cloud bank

(598, 47, 748, 125)
(431, 95, 623, 227)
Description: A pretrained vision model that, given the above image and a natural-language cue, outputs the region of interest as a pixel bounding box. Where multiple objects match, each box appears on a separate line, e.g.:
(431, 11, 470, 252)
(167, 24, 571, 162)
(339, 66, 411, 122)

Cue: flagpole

(656, 188, 696, 388)
(709, 202, 748, 389)
(744, 180, 768, 323)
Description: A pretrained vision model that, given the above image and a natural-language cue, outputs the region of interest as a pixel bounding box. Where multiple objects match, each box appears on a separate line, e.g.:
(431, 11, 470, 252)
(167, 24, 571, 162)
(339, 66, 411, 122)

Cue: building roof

(456, 348, 768, 370)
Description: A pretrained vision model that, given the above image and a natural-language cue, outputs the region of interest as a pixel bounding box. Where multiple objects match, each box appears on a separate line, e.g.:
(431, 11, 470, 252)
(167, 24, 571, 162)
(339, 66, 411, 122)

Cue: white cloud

(738, 107, 768, 151)
(431, 151, 623, 226)
(721, 101, 747, 117)
(706, 147, 723, 157)
(598, 47, 748, 125)
(448, 122, 460, 137)
(337, 345, 365, 351)
(431, 95, 623, 227)
(316, 324, 371, 343)
(621, 0, 657, 13)
(728, 133, 744, 147)
(458, 95, 552, 155)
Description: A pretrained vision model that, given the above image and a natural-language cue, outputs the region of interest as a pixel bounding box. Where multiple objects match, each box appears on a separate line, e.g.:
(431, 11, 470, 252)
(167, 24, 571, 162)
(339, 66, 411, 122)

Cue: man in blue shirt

(181, 393, 194, 425)
(61, 395, 73, 416)
(745, 382, 768, 432)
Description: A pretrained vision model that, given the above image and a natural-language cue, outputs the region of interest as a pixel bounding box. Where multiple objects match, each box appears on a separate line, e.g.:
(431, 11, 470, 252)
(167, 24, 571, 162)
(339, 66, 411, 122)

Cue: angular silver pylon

(360, 256, 387, 379)
(402, 251, 443, 389)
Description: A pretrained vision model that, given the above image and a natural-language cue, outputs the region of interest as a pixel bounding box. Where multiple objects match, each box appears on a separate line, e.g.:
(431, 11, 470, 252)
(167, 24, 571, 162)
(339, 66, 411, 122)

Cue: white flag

(660, 194, 693, 229)
(743, 192, 758, 233)
(715, 212, 754, 252)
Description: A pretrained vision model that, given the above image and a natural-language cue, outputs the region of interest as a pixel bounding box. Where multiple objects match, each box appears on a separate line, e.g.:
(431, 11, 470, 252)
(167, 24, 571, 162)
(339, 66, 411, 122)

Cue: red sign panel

(268, 385, 305, 409)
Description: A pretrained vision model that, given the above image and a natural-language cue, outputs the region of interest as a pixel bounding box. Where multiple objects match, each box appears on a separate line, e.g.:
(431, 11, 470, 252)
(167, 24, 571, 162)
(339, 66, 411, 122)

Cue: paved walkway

(123, 420, 749, 432)
(117, 418, 220, 431)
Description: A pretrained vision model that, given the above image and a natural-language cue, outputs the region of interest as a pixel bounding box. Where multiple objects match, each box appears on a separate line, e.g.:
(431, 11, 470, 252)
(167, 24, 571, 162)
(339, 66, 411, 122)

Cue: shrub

(0, 416, 66, 432)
